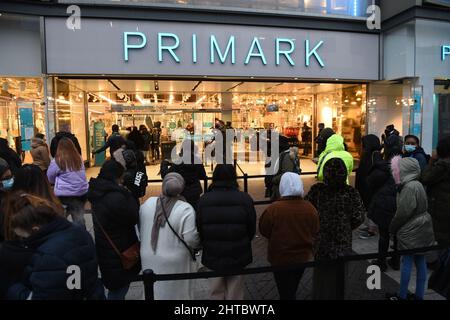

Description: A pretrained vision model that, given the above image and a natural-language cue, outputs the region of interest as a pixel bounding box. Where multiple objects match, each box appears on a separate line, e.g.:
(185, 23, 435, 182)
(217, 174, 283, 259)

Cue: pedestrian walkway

(82, 165, 445, 300)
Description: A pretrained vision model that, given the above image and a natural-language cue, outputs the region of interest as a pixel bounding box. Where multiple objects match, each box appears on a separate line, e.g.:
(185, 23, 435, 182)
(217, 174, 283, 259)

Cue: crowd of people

(0, 122, 449, 301)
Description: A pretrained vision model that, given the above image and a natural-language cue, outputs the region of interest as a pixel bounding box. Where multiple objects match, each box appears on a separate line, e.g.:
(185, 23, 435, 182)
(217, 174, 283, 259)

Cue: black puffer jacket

(197, 182, 256, 272)
(87, 177, 140, 290)
(367, 157, 397, 231)
(421, 159, 450, 245)
(50, 132, 82, 158)
(161, 160, 207, 209)
(3, 218, 103, 300)
(355, 135, 381, 208)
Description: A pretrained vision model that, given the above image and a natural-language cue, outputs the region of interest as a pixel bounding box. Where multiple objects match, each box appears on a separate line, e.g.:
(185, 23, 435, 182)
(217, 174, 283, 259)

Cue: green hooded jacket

(317, 134, 354, 182)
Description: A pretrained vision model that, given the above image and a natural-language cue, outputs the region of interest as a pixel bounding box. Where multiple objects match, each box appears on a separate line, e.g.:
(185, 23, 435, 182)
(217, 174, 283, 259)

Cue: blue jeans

(399, 254, 427, 300)
(107, 284, 130, 300)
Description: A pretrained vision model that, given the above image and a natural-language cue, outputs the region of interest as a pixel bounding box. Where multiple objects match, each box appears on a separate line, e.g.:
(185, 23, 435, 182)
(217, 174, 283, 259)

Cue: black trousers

(378, 228, 399, 264)
(273, 268, 305, 300)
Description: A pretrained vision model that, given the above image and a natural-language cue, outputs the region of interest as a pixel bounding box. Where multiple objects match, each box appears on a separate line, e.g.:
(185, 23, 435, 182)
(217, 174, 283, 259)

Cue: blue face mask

(1, 177, 14, 191)
(405, 145, 416, 153)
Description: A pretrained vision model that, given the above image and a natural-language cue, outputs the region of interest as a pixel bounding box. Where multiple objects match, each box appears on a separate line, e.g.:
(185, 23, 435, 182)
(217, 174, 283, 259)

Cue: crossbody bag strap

(159, 196, 196, 261)
(92, 213, 122, 258)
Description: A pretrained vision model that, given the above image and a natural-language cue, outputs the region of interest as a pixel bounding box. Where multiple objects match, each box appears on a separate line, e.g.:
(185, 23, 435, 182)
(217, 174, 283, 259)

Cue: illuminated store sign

(442, 45, 450, 61)
(123, 32, 325, 68)
(44, 18, 379, 80)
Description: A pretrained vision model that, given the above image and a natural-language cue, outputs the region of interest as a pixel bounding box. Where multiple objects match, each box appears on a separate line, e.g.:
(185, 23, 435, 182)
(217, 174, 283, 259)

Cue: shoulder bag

(93, 213, 140, 270)
(159, 196, 197, 261)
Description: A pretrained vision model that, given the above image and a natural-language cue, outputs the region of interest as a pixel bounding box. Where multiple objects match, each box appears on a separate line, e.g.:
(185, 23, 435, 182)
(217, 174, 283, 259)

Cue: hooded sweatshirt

(317, 134, 354, 182)
(260, 172, 319, 266)
(390, 157, 434, 250)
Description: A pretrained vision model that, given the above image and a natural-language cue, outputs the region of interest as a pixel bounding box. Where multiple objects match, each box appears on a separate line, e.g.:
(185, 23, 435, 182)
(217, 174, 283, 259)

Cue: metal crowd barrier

(133, 245, 443, 300)
(93, 164, 439, 300)
(147, 165, 327, 205)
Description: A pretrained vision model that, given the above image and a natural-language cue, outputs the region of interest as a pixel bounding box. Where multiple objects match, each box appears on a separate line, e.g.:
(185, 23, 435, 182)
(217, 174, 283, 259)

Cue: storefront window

(0, 77, 44, 162)
(55, 78, 366, 165)
(367, 82, 413, 140)
(54, 79, 88, 161)
(434, 79, 450, 143)
(317, 84, 366, 158)
(60, 0, 373, 18)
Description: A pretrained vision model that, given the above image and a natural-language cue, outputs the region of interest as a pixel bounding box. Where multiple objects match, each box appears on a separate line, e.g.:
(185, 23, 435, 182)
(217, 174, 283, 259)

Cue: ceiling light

(136, 94, 145, 104)
(99, 94, 114, 104)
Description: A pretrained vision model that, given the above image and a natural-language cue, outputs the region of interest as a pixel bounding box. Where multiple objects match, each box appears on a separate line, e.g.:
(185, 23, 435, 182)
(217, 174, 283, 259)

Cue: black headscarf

(316, 128, 335, 156)
(323, 158, 348, 190)
(384, 134, 403, 160)
(98, 159, 125, 182)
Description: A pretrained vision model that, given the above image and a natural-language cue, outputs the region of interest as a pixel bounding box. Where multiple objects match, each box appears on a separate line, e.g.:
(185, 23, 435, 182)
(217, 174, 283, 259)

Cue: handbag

(93, 213, 140, 270)
(159, 196, 197, 261)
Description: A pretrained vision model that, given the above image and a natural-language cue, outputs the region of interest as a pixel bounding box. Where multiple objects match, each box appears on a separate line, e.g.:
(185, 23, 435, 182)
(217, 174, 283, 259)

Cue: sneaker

(387, 257, 400, 271)
(370, 259, 387, 272)
(358, 230, 376, 239)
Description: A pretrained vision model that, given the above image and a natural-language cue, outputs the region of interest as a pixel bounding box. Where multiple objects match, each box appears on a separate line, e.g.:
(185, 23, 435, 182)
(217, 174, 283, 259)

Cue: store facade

(382, 16, 450, 154)
(40, 16, 379, 161)
(2, 1, 449, 164)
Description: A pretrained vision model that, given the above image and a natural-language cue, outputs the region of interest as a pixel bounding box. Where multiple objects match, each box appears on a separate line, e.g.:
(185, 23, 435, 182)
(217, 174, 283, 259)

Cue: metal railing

(147, 162, 328, 205)
(92, 163, 440, 300)
(132, 245, 443, 300)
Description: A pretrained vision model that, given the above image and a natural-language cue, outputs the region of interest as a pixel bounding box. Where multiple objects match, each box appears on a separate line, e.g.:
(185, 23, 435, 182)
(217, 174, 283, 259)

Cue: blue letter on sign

(123, 32, 147, 61)
(245, 37, 267, 65)
(210, 35, 236, 64)
(158, 33, 181, 63)
(276, 38, 295, 66)
(305, 40, 325, 67)
(442, 45, 450, 61)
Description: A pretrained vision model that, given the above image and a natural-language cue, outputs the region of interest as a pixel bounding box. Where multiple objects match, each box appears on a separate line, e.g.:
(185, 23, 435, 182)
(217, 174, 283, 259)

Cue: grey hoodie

(390, 157, 434, 250)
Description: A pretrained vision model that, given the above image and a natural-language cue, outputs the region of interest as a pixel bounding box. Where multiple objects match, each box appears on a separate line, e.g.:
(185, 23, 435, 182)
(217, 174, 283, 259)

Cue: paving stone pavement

(82, 163, 445, 300)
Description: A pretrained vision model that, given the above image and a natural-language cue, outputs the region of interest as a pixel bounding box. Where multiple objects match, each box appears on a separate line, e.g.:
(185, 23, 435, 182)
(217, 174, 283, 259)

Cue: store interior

(52, 78, 368, 164)
(0, 77, 45, 163)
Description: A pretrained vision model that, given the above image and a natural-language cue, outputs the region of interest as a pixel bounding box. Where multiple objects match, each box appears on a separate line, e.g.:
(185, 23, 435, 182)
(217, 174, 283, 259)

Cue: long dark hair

(55, 138, 82, 171)
(11, 164, 62, 206)
(5, 192, 63, 240)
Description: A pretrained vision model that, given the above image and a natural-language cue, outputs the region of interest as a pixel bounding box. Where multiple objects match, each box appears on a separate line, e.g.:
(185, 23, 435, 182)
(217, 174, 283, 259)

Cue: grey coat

(390, 157, 434, 250)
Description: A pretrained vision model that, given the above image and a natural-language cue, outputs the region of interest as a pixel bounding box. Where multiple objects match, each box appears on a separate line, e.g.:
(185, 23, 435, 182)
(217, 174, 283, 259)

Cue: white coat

(139, 197, 200, 300)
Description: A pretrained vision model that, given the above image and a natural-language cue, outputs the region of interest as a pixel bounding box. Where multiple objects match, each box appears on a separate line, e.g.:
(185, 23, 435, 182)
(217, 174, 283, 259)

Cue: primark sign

(123, 32, 325, 68)
(45, 18, 379, 80)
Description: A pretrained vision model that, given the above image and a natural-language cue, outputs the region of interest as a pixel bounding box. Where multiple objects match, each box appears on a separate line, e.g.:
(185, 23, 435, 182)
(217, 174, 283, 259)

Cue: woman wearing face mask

(402, 135, 428, 171)
(0, 158, 14, 242)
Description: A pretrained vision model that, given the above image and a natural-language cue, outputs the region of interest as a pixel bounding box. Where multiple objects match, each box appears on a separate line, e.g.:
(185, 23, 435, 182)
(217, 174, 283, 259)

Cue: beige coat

(30, 139, 50, 171)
